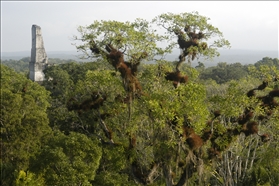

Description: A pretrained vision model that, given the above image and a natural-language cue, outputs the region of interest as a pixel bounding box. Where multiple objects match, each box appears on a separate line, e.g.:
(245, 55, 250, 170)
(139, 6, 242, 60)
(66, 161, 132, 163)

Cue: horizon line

(2, 49, 278, 54)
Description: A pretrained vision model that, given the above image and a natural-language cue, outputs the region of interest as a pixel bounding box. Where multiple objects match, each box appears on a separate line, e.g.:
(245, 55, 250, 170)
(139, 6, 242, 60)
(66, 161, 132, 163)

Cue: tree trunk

(163, 163, 173, 186)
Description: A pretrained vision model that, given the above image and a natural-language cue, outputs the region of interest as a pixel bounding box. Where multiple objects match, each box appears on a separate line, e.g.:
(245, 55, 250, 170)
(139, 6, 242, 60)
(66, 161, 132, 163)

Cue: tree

(29, 131, 102, 186)
(203, 66, 279, 185)
(152, 11, 230, 68)
(1, 58, 29, 74)
(199, 62, 249, 84)
(254, 57, 279, 69)
(48, 12, 277, 185)
(195, 61, 205, 72)
(70, 12, 233, 186)
(0, 64, 52, 185)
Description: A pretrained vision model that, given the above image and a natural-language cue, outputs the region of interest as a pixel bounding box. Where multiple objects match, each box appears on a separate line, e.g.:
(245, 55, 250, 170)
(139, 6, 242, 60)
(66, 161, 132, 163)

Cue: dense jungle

(1, 12, 279, 186)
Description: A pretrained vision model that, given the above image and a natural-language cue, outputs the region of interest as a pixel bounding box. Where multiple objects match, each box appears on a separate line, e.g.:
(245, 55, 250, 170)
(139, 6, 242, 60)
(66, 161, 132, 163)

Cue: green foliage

(82, 69, 124, 95)
(0, 64, 52, 185)
(1, 57, 30, 74)
(3, 12, 278, 186)
(47, 58, 81, 65)
(72, 13, 279, 186)
(30, 131, 102, 186)
(152, 11, 231, 60)
(200, 62, 249, 84)
(243, 111, 279, 186)
(15, 170, 45, 186)
(248, 64, 279, 82)
(43, 65, 74, 99)
(254, 57, 279, 69)
(1, 57, 80, 74)
(92, 172, 137, 186)
(73, 18, 168, 60)
(42, 61, 109, 133)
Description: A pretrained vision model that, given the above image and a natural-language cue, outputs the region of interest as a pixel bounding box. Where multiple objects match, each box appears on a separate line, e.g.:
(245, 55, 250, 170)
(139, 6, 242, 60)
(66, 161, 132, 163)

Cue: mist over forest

(2, 49, 278, 67)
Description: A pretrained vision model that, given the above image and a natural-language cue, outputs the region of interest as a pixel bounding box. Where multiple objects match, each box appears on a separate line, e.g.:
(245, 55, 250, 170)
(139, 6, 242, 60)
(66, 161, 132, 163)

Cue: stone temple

(29, 25, 48, 82)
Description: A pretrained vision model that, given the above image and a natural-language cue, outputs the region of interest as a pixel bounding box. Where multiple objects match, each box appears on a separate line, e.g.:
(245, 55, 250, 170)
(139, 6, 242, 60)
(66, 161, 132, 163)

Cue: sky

(1, 1, 279, 53)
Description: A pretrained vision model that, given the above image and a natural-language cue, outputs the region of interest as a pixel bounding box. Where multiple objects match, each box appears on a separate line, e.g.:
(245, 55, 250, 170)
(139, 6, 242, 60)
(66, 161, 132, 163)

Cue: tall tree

(0, 64, 52, 185)
(71, 12, 231, 185)
(152, 11, 230, 69)
(67, 12, 278, 185)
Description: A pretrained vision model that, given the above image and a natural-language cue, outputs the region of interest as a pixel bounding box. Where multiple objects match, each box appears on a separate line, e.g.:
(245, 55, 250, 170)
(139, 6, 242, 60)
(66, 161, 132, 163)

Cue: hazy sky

(1, 1, 278, 53)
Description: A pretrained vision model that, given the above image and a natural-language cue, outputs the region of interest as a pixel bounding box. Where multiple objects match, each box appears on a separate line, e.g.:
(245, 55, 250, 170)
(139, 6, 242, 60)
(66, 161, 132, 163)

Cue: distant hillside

(166, 49, 278, 67)
(1, 51, 85, 61)
(1, 49, 278, 67)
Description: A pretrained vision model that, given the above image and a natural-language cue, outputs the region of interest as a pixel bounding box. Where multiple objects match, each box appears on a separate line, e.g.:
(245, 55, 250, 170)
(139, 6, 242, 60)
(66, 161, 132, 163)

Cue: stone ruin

(29, 25, 48, 82)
